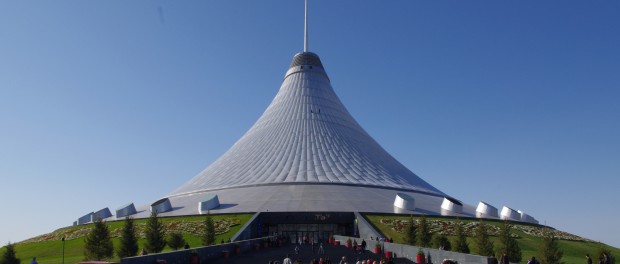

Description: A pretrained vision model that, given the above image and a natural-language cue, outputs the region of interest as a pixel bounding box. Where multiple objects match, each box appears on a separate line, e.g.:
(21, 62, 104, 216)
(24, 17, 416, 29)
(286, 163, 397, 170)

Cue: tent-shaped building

(79, 2, 539, 239)
(146, 51, 468, 238)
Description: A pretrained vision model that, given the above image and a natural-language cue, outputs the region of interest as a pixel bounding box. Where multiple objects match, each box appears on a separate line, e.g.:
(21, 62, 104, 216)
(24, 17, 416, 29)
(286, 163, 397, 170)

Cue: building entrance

(277, 224, 339, 244)
(281, 231, 318, 244)
(258, 212, 355, 242)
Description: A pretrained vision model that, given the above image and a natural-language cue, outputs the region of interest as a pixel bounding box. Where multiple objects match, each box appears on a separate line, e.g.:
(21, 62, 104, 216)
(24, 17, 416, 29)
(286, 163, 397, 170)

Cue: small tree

(405, 216, 417, 245)
(168, 232, 186, 250)
(144, 211, 167, 253)
(84, 218, 114, 261)
(432, 233, 451, 251)
(417, 215, 432, 247)
(117, 217, 139, 259)
(538, 229, 564, 264)
(202, 212, 216, 246)
(474, 221, 495, 257)
(1, 242, 20, 264)
(453, 222, 470, 254)
(496, 221, 522, 263)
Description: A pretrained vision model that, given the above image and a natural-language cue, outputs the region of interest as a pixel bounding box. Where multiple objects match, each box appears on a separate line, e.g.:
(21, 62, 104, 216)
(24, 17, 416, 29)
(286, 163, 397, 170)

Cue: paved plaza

(207, 242, 415, 264)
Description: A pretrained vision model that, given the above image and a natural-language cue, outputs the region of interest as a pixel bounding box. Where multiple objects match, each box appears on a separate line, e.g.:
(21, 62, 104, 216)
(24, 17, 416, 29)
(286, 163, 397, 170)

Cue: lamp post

(61, 236, 65, 264)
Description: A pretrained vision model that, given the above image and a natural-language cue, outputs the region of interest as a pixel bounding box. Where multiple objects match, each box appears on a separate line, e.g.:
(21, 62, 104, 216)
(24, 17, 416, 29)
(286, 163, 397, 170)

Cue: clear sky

(1, 1, 619, 248)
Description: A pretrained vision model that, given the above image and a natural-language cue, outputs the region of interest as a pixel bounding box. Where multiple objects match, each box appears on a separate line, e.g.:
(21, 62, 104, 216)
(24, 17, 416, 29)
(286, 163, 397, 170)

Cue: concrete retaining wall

(121, 236, 276, 264)
(333, 235, 493, 264)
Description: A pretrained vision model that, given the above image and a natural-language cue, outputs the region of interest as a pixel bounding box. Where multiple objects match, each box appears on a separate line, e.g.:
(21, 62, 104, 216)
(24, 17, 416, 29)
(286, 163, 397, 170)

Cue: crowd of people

(269, 237, 397, 264)
(276, 254, 396, 264)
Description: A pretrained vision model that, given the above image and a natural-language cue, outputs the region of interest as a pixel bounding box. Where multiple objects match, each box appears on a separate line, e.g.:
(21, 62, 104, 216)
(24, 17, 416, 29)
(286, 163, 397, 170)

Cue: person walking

(284, 254, 293, 264)
(312, 239, 315, 253)
(603, 253, 611, 264)
(586, 254, 593, 264)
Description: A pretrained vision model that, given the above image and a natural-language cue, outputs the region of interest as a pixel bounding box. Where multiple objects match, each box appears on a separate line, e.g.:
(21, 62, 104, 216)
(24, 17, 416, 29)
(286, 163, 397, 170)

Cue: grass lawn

(7, 213, 618, 264)
(10, 213, 254, 264)
(363, 214, 619, 264)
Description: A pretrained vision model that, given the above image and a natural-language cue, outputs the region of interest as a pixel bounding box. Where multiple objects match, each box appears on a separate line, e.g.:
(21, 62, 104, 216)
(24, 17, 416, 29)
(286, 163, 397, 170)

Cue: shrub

(168, 232, 186, 250)
(117, 217, 139, 258)
(417, 215, 432, 247)
(405, 216, 417, 245)
(538, 228, 564, 264)
(474, 221, 495, 257)
(202, 213, 216, 246)
(144, 211, 167, 254)
(496, 221, 522, 263)
(1, 242, 20, 264)
(84, 219, 114, 261)
(453, 222, 470, 254)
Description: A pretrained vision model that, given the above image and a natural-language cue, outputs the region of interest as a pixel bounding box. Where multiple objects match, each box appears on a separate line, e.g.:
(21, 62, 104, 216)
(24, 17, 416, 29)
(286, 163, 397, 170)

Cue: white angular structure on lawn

(518, 210, 539, 224)
(441, 197, 463, 214)
(199, 194, 220, 213)
(394, 193, 416, 211)
(77, 212, 93, 225)
(476, 201, 499, 218)
(116, 203, 137, 218)
(500, 206, 521, 221)
(92, 208, 112, 221)
(151, 198, 172, 213)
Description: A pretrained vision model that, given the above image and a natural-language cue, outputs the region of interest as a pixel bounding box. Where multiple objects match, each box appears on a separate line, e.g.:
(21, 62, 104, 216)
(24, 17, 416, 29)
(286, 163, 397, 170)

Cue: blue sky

(1, 1, 619, 248)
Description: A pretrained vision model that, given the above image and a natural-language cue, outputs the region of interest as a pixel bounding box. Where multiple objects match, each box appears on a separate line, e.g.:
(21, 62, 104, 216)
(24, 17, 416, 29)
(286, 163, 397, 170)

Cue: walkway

(207, 242, 415, 264)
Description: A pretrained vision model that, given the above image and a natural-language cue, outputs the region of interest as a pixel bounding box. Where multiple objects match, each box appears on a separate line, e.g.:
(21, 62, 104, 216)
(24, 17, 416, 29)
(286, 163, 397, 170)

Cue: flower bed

(377, 218, 591, 242)
(23, 217, 241, 243)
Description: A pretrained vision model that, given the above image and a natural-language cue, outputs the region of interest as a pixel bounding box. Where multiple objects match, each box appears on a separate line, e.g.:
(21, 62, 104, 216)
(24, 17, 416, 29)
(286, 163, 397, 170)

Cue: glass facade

(266, 223, 349, 243)
(258, 212, 355, 243)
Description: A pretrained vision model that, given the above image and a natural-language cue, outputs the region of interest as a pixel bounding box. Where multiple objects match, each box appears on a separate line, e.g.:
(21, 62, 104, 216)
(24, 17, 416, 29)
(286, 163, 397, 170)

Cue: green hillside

(4, 214, 253, 264)
(2, 213, 617, 264)
(364, 214, 619, 264)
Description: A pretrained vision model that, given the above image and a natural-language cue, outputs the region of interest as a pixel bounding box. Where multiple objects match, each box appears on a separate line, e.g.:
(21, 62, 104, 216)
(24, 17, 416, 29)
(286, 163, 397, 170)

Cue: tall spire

(304, 0, 308, 52)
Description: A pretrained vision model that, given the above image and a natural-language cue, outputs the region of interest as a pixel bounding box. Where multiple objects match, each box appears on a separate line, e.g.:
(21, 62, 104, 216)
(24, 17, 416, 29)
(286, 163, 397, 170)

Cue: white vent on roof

(441, 197, 463, 214)
(476, 201, 499, 218)
(199, 194, 221, 213)
(500, 206, 520, 221)
(116, 203, 137, 218)
(151, 198, 172, 213)
(518, 210, 539, 224)
(393, 193, 415, 211)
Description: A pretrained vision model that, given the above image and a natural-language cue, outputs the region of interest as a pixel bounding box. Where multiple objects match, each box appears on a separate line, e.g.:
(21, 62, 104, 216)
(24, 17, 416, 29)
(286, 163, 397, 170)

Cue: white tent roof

(168, 52, 444, 199)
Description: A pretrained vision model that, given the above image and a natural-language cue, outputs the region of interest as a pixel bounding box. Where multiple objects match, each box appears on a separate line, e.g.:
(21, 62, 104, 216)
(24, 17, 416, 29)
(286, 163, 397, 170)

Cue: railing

(333, 235, 493, 264)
